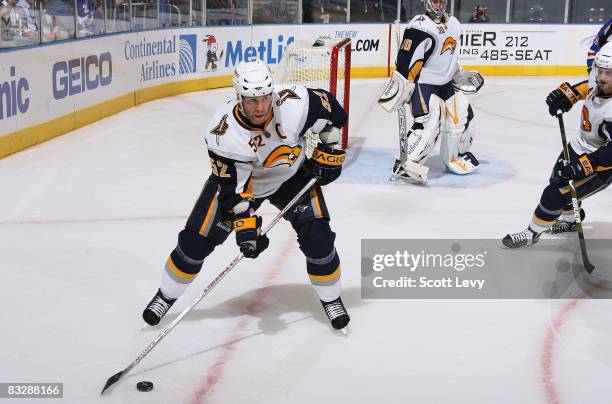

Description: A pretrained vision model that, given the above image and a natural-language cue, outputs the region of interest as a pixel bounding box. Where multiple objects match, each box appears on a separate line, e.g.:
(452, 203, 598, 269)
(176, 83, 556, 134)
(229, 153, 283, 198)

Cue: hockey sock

(306, 248, 342, 302)
(161, 229, 215, 299)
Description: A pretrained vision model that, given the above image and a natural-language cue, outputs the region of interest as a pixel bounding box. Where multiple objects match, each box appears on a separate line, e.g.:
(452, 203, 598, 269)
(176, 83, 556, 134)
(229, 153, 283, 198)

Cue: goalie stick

(101, 177, 319, 395)
(394, 20, 408, 165)
(556, 112, 595, 274)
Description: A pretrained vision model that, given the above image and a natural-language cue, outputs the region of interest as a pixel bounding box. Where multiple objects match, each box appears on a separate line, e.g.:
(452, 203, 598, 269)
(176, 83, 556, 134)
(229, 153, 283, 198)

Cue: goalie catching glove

(233, 213, 269, 258)
(304, 142, 346, 186)
(451, 68, 484, 94)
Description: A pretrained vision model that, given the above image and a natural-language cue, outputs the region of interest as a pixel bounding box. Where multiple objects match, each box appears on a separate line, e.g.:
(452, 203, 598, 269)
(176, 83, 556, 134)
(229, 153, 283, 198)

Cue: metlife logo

(178, 34, 197, 74)
(224, 35, 294, 67)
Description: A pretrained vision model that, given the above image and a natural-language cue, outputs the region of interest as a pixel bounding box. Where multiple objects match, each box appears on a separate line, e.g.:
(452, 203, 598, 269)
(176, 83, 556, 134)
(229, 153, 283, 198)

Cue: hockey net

(273, 37, 351, 157)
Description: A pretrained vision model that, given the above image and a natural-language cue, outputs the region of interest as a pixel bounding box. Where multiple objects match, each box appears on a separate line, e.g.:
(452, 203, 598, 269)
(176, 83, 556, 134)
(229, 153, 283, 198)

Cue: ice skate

(447, 152, 479, 175)
(502, 227, 541, 249)
(321, 297, 350, 331)
(548, 209, 584, 234)
(142, 289, 176, 326)
(390, 158, 429, 184)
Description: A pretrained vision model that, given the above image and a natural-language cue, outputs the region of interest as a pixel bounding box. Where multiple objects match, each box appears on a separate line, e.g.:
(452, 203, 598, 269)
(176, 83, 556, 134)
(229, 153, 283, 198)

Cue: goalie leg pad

(441, 93, 478, 174)
(405, 96, 443, 164)
(378, 70, 415, 112)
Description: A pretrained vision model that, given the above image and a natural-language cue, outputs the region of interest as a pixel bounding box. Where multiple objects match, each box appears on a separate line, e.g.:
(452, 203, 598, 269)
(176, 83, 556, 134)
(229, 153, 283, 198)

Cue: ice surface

(1, 77, 611, 404)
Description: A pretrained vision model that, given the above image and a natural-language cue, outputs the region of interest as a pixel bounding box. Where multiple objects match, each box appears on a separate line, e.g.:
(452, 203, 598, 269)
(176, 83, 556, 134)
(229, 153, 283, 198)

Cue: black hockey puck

(136, 381, 154, 392)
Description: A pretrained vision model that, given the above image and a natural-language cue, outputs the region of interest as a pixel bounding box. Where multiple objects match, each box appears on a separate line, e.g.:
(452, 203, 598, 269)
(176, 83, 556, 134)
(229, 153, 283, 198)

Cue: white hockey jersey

(396, 13, 461, 85)
(570, 88, 612, 156)
(204, 84, 347, 212)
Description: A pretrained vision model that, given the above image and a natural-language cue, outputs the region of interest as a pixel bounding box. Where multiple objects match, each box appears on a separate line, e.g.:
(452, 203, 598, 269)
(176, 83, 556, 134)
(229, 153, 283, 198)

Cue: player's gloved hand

(546, 82, 581, 116)
(304, 143, 346, 186)
(557, 155, 594, 181)
(233, 214, 269, 258)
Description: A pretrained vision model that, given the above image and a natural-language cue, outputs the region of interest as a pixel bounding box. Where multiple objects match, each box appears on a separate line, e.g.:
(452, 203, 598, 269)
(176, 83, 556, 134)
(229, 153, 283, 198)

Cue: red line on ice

(192, 236, 296, 404)
(541, 297, 586, 404)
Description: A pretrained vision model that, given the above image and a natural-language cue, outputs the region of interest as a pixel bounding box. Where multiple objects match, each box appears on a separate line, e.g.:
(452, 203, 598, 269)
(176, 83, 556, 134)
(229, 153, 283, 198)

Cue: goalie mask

(232, 60, 274, 108)
(423, 0, 447, 22)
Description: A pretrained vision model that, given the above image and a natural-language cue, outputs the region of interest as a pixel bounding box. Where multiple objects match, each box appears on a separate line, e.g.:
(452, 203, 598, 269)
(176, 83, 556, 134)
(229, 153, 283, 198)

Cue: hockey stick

(556, 112, 595, 274)
(101, 176, 318, 394)
(393, 19, 408, 165)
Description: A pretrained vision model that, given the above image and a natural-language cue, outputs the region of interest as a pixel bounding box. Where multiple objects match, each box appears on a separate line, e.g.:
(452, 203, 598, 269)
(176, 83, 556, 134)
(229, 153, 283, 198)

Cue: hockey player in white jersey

(378, 0, 484, 182)
(142, 60, 350, 330)
(503, 42, 612, 248)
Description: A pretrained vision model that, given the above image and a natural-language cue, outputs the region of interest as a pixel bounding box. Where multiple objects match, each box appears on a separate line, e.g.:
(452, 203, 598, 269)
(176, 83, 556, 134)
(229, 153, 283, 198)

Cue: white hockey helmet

(594, 42, 612, 70)
(232, 59, 274, 100)
(423, 0, 447, 22)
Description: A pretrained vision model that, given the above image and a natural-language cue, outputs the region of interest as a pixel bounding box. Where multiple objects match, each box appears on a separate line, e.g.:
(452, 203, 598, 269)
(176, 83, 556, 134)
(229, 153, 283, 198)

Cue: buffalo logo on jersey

(263, 145, 302, 168)
(211, 114, 229, 136)
(440, 37, 458, 55)
(276, 88, 301, 106)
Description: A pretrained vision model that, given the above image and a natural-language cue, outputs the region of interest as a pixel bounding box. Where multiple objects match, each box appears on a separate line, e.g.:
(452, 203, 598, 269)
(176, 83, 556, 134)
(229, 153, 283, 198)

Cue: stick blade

(101, 370, 124, 395)
(584, 260, 595, 274)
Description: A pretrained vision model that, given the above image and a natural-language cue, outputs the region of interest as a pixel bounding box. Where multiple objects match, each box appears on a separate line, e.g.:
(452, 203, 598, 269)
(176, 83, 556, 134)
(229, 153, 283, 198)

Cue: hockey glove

(557, 154, 594, 181)
(546, 82, 581, 116)
(233, 214, 269, 258)
(304, 143, 346, 186)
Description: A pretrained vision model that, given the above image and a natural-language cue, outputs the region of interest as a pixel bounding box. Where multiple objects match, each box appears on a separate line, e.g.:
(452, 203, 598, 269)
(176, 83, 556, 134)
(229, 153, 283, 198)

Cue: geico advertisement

(51, 52, 112, 100)
(1, 36, 134, 136)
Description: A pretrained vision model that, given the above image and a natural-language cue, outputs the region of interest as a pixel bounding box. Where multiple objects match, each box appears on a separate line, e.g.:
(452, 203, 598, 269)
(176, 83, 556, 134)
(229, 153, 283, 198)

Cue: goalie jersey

(569, 87, 612, 171)
(205, 84, 347, 213)
(396, 13, 461, 86)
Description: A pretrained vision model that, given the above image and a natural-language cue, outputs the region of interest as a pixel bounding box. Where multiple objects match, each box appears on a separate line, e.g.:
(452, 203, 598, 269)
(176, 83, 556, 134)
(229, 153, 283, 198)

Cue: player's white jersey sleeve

(396, 14, 460, 86)
(570, 90, 612, 154)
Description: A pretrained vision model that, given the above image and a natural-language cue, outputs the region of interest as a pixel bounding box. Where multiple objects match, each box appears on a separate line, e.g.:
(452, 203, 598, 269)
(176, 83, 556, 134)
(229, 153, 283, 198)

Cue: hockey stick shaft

(393, 20, 408, 163)
(556, 113, 595, 273)
(101, 177, 318, 394)
(398, 105, 408, 163)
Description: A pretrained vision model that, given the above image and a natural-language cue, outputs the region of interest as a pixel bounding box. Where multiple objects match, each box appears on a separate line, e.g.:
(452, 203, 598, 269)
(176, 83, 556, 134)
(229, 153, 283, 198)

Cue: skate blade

(334, 325, 350, 337)
(499, 242, 539, 250)
(389, 174, 427, 185)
